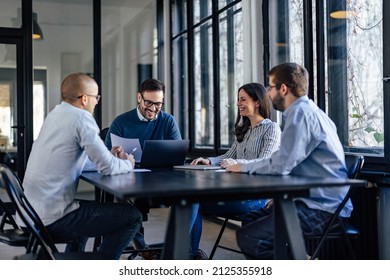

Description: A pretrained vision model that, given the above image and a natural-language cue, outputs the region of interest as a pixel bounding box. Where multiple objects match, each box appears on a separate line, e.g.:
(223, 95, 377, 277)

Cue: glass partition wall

(0, 45, 18, 171)
(0, 0, 158, 177)
(0, 1, 25, 173)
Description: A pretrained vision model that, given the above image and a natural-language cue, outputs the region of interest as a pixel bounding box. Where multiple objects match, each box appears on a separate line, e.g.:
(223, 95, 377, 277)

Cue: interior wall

(101, 2, 156, 128)
(33, 1, 94, 113)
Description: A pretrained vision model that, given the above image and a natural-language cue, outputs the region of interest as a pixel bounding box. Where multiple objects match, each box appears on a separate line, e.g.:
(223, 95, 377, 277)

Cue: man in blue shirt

(105, 78, 202, 259)
(227, 62, 351, 259)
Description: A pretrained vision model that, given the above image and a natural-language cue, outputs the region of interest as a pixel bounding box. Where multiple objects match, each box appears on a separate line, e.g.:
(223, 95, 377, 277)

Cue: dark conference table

(80, 169, 367, 260)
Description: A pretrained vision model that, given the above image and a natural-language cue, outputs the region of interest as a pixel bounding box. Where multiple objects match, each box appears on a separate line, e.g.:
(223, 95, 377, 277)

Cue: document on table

(110, 133, 142, 162)
(214, 169, 227, 172)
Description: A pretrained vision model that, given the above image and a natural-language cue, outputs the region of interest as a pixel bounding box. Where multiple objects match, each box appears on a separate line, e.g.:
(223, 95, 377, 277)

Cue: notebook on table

(137, 139, 190, 168)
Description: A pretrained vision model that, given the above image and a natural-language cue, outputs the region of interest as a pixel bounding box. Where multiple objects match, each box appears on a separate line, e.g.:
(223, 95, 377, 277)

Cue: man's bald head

(61, 73, 98, 101)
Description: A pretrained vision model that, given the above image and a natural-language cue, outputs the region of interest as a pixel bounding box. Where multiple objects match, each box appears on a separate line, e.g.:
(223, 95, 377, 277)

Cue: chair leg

(339, 222, 357, 259)
(209, 218, 229, 260)
(310, 216, 358, 260)
(310, 238, 325, 260)
(93, 236, 102, 252)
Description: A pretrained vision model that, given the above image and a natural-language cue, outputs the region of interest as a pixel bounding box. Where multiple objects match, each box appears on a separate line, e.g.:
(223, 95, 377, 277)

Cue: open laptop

(137, 139, 189, 168)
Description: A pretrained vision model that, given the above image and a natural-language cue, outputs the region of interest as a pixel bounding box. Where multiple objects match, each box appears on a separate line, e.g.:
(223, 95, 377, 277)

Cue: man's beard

(271, 92, 284, 112)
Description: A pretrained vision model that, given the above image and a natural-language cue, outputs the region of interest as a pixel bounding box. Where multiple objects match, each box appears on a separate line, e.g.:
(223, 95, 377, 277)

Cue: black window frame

(263, 0, 390, 172)
(170, 0, 242, 157)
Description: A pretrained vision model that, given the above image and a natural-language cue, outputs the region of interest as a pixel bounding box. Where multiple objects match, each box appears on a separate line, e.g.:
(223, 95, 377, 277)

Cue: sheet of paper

(214, 169, 227, 172)
(110, 133, 142, 162)
(131, 169, 151, 172)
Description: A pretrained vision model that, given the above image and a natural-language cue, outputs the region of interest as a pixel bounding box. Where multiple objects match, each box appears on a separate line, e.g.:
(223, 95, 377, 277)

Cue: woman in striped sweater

(189, 82, 281, 259)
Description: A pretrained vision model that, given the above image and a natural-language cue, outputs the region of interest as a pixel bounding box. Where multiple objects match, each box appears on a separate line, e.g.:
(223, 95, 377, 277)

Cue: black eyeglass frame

(78, 94, 101, 102)
(266, 85, 279, 92)
(140, 93, 164, 109)
(266, 83, 292, 92)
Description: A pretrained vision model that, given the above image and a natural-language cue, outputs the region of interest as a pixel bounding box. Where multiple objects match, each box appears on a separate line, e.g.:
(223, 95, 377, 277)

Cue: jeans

(236, 201, 333, 259)
(46, 200, 142, 259)
(190, 199, 267, 258)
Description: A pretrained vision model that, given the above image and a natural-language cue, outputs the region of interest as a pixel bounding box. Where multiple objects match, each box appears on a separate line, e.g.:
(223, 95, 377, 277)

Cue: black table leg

(274, 194, 307, 259)
(161, 203, 191, 259)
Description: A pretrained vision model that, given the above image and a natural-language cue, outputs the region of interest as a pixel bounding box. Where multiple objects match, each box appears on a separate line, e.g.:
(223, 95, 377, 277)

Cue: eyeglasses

(266, 85, 278, 92)
(78, 94, 101, 102)
(140, 94, 164, 109)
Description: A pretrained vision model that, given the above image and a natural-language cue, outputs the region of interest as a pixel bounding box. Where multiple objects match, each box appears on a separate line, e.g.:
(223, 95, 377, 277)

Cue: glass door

(0, 44, 18, 172)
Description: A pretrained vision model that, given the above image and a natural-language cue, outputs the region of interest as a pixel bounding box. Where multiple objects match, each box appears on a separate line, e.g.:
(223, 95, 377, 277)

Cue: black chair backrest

(317, 154, 364, 233)
(309, 154, 364, 259)
(0, 164, 58, 259)
(334, 154, 365, 212)
(345, 154, 365, 179)
(323, 154, 365, 222)
(100, 127, 109, 142)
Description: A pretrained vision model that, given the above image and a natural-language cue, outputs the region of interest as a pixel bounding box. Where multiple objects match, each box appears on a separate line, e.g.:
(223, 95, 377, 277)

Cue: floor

(0, 183, 246, 260)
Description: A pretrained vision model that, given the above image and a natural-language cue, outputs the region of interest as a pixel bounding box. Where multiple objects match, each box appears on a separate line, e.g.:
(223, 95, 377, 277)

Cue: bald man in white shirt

(20, 73, 142, 259)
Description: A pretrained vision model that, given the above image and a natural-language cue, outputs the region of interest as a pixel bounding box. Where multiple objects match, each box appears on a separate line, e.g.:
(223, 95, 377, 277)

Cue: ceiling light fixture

(32, 12, 44, 40)
(330, 10, 358, 19)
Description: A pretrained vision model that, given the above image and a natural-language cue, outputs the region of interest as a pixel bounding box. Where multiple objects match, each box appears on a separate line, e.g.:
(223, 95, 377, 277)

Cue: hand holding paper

(110, 133, 142, 162)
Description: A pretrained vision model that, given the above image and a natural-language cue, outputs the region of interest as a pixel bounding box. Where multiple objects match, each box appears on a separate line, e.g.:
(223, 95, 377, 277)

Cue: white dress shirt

(21, 102, 132, 225)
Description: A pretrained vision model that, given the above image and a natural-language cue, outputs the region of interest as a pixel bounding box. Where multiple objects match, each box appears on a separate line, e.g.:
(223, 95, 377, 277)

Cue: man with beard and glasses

(226, 62, 351, 259)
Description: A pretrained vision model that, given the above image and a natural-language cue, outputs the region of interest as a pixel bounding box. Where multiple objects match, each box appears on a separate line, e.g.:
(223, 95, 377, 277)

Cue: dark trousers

(46, 200, 142, 259)
(236, 201, 333, 259)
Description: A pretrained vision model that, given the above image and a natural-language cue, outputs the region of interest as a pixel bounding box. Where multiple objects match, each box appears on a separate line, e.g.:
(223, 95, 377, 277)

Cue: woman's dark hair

(234, 83, 270, 142)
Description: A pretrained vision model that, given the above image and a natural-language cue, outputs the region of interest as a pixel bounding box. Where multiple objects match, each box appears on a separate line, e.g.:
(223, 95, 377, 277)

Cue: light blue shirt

(136, 106, 158, 122)
(241, 96, 352, 217)
(21, 102, 133, 225)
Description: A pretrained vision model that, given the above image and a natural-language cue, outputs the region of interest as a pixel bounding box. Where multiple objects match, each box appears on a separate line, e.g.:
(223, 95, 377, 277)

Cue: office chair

(0, 167, 78, 252)
(307, 153, 364, 260)
(0, 196, 30, 247)
(0, 164, 111, 260)
(208, 213, 244, 259)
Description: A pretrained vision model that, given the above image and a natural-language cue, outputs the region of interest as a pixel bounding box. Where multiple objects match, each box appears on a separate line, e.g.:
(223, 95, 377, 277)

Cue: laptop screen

(139, 140, 189, 168)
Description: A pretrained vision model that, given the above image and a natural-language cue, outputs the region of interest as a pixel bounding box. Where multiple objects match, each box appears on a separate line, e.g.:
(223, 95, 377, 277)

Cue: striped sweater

(208, 118, 281, 165)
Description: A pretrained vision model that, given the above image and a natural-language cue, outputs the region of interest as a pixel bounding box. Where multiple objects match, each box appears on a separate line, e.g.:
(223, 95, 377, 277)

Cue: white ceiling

(31, 0, 155, 27)
(33, 0, 153, 8)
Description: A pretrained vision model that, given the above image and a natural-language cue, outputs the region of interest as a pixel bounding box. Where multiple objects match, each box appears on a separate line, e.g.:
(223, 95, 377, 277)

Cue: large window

(171, 0, 243, 155)
(268, 0, 388, 169)
(172, 0, 389, 168)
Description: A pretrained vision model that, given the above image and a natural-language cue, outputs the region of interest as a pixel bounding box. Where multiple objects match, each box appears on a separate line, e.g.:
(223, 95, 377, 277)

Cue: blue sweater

(105, 108, 181, 150)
